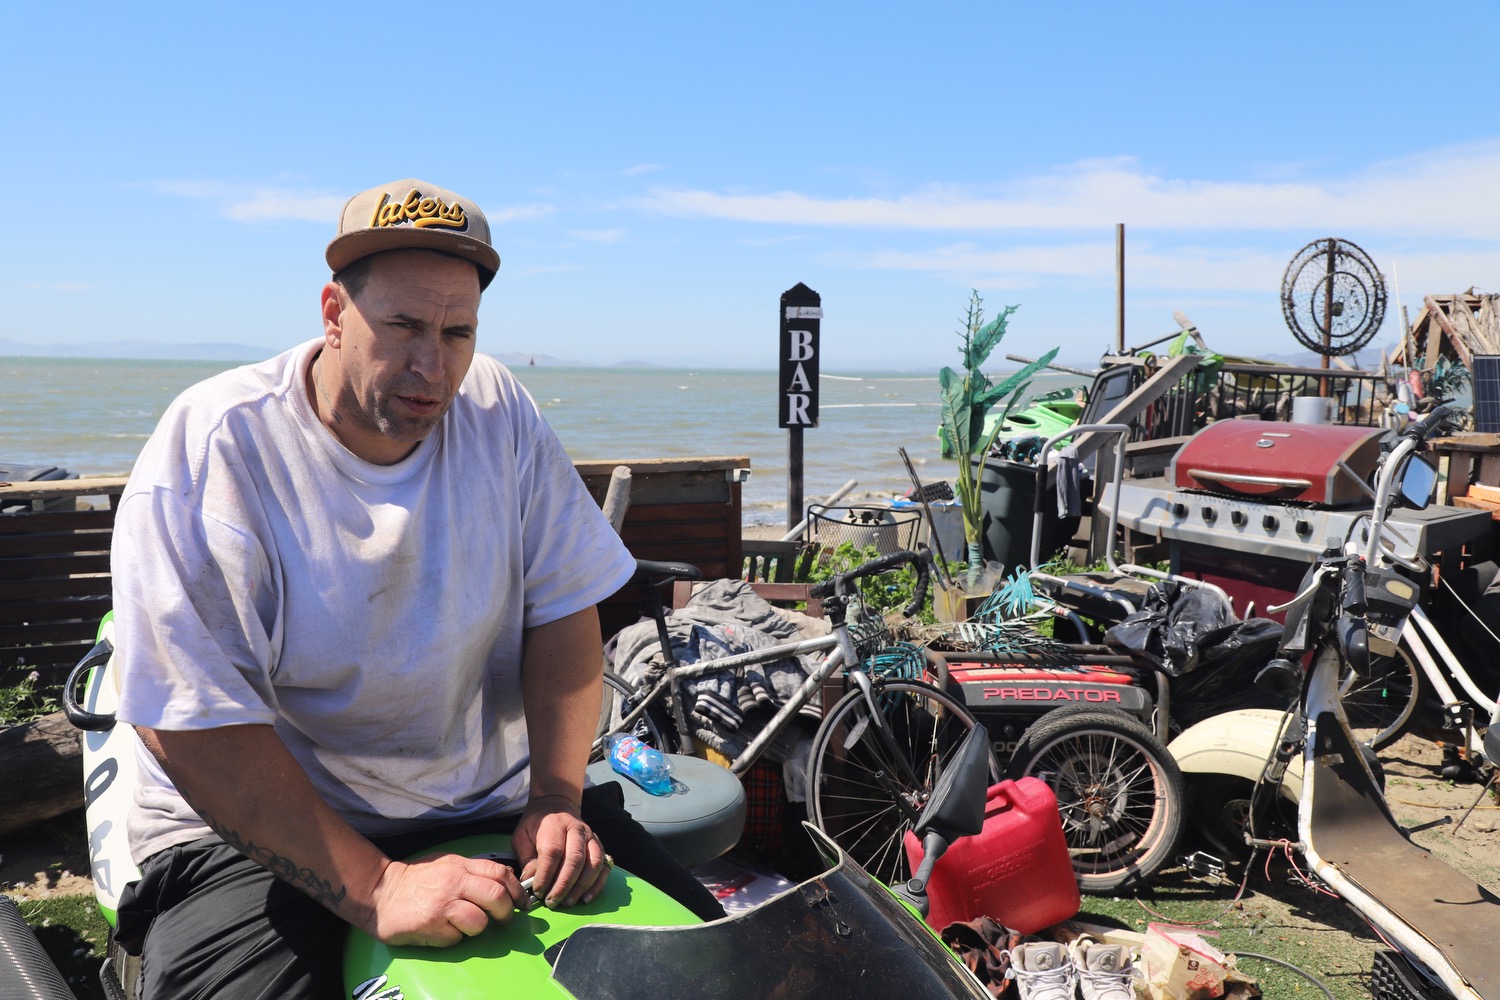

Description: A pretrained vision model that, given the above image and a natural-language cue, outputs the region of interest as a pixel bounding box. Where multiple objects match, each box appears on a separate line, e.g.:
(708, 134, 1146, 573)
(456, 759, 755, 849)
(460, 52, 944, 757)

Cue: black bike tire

(593, 669, 673, 760)
(1005, 704, 1185, 895)
(1339, 642, 1422, 750)
(808, 678, 999, 888)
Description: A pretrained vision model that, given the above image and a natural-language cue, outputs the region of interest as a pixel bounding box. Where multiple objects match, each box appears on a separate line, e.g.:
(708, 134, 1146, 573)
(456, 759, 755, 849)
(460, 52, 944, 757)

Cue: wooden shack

(1388, 291, 1500, 370)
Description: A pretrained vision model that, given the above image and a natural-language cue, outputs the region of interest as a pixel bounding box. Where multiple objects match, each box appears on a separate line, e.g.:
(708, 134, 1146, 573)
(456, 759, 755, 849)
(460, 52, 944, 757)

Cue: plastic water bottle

(604, 734, 673, 795)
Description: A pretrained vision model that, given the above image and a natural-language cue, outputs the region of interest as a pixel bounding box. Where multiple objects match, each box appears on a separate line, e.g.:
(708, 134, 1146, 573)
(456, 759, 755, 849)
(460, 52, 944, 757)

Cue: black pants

(115, 783, 724, 999)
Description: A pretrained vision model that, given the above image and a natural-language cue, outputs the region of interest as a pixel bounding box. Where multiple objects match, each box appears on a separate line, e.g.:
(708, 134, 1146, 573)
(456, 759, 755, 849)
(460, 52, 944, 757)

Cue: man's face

(318, 250, 481, 464)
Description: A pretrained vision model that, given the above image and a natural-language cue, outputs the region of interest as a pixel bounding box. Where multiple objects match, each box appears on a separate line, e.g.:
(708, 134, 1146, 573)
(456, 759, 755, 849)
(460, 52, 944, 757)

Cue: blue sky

(3, 1, 1498, 370)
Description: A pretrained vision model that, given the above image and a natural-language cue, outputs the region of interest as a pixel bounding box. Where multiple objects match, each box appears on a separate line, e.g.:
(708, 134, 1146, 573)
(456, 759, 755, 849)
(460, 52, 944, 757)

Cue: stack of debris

(1389, 291, 1500, 370)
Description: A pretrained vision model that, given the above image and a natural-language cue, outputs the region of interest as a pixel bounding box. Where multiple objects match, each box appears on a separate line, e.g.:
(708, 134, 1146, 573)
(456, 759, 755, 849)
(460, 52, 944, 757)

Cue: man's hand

(367, 853, 525, 947)
(512, 794, 611, 908)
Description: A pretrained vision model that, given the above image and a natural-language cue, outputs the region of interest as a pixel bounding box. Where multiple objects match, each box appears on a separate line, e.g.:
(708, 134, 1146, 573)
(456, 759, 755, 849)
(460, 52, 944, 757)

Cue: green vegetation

(0, 670, 58, 726)
(936, 291, 1057, 586)
(10, 893, 109, 1000)
(795, 541, 966, 623)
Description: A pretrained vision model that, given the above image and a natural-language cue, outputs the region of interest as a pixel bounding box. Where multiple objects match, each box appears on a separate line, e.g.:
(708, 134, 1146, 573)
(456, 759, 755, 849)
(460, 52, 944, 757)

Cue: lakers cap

(326, 179, 500, 289)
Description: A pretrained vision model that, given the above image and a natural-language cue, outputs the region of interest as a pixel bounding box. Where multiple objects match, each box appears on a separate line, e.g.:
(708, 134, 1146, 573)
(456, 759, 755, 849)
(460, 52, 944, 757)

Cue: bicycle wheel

(1339, 643, 1421, 750)
(808, 678, 999, 887)
(592, 669, 672, 760)
(1005, 704, 1185, 894)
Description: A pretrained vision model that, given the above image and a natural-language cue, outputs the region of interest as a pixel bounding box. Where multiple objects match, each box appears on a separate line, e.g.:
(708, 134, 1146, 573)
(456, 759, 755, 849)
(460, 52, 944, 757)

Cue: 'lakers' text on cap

(326, 179, 500, 289)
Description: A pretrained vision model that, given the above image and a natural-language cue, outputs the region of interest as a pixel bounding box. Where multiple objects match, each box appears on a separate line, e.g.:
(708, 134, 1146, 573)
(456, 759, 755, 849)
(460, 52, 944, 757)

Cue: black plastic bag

(1168, 616, 1288, 727)
(1102, 580, 1235, 675)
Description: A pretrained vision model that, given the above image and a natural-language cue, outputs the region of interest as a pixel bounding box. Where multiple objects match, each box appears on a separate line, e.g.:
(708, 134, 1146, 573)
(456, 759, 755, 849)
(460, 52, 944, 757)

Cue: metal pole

(1321, 238, 1335, 388)
(787, 426, 803, 536)
(1116, 223, 1126, 354)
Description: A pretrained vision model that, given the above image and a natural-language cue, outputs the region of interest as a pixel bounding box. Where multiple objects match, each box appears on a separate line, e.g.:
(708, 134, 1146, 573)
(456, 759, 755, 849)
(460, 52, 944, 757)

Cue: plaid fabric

(739, 760, 786, 854)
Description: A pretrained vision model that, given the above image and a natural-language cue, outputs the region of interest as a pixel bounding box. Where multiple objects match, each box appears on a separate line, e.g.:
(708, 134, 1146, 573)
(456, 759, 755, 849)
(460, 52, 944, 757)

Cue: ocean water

(0, 355, 1081, 526)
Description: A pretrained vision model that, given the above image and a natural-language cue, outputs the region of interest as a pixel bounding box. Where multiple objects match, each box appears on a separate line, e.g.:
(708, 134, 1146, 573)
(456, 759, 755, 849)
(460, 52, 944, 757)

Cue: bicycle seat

(586, 754, 746, 868)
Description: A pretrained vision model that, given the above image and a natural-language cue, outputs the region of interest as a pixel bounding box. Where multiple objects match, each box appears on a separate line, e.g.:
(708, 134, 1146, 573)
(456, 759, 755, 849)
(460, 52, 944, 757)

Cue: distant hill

(492, 352, 591, 367)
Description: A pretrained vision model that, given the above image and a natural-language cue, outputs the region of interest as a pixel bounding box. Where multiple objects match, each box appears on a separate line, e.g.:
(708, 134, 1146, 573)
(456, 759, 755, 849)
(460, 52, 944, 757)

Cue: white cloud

(150, 181, 341, 222)
(623, 163, 666, 177)
(630, 140, 1500, 238)
(830, 240, 1291, 293)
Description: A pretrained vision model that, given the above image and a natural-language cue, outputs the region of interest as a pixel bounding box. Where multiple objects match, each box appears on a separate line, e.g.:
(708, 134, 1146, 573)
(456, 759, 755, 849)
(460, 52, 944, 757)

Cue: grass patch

(8, 892, 110, 1000)
(1077, 847, 1379, 1000)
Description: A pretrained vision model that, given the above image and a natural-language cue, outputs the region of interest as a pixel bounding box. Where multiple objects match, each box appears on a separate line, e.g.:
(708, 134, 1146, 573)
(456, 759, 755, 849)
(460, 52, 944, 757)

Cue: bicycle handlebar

(1400, 403, 1453, 446)
(808, 548, 931, 618)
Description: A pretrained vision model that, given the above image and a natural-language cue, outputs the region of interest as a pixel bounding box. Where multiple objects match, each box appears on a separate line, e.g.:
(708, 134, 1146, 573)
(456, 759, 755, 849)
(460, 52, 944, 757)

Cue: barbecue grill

(1101, 419, 1492, 617)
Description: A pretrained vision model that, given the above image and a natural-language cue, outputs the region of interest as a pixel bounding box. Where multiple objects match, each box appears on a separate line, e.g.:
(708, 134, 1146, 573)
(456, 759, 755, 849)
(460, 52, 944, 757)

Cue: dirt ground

(0, 808, 93, 902)
(1375, 729, 1500, 891)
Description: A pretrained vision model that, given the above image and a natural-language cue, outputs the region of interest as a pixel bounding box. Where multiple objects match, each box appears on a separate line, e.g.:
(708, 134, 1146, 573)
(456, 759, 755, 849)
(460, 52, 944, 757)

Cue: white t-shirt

(112, 339, 636, 863)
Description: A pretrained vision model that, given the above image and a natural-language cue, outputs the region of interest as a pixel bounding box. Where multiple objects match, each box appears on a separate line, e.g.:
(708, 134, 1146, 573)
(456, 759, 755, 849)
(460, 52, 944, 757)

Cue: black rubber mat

(1310, 712, 1499, 996)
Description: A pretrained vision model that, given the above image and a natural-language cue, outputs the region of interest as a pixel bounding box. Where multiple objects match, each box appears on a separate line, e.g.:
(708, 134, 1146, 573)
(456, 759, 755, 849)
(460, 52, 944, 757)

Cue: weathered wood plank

(0, 711, 83, 836)
(0, 477, 128, 503)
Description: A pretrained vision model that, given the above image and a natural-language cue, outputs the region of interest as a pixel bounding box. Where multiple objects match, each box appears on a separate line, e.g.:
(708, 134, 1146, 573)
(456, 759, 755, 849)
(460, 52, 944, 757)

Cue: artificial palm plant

(938, 291, 1057, 587)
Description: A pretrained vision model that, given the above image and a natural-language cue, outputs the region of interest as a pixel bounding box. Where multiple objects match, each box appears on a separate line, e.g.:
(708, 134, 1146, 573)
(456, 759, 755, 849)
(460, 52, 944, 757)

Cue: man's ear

(321, 282, 345, 347)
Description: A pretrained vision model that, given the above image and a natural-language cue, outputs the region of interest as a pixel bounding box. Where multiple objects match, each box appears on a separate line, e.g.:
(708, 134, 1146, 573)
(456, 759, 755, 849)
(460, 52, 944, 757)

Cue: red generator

(943, 659, 1154, 766)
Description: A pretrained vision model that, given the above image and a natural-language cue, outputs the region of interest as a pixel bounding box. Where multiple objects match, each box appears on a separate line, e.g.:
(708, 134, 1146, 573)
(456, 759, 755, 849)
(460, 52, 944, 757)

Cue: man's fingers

(462, 856, 524, 902)
(460, 871, 518, 923)
(442, 899, 493, 939)
(555, 839, 609, 907)
(579, 853, 613, 905)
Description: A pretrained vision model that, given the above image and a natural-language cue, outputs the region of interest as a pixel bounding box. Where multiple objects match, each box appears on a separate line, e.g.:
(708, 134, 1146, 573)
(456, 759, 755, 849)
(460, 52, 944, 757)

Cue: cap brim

(326, 229, 500, 289)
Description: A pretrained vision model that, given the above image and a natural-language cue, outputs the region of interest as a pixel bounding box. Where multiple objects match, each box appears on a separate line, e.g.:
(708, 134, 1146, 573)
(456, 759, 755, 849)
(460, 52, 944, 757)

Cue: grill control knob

(1172, 503, 1188, 519)
(1231, 511, 1247, 527)
(1296, 520, 1313, 537)
(1263, 515, 1279, 531)
(1202, 507, 1217, 524)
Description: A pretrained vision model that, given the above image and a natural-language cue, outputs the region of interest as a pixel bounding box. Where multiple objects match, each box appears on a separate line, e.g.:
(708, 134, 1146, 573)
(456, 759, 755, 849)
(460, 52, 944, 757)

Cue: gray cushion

(586, 753, 747, 868)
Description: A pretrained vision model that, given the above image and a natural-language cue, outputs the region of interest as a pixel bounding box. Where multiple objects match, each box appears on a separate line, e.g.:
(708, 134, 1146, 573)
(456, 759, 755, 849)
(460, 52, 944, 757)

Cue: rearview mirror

(1397, 455, 1437, 510)
(913, 724, 991, 844)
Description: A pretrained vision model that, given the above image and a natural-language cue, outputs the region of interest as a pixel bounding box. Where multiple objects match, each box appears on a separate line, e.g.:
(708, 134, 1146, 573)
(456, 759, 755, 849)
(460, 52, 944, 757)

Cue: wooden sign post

(779, 283, 821, 535)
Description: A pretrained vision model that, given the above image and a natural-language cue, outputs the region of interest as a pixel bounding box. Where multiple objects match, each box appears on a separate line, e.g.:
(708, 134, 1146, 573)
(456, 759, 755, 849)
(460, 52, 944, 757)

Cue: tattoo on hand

(196, 807, 348, 911)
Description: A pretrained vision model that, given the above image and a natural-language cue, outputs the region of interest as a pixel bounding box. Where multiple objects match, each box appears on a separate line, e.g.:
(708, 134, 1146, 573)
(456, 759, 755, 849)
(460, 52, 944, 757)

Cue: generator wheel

(1006, 704, 1185, 894)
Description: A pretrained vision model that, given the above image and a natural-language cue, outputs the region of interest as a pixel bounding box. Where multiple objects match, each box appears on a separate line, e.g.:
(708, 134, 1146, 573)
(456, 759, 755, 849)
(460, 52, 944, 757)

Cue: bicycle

(594, 548, 1000, 887)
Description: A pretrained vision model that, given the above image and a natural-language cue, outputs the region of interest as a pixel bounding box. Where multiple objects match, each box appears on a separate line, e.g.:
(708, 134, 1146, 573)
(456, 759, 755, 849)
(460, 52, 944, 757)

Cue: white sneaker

(1006, 942, 1078, 1000)
(1069, 935, 1140, 1000)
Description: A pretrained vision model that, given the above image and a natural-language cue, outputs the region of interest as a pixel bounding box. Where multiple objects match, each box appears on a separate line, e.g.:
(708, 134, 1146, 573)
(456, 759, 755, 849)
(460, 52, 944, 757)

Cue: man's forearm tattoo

(195, 806, 349, 911)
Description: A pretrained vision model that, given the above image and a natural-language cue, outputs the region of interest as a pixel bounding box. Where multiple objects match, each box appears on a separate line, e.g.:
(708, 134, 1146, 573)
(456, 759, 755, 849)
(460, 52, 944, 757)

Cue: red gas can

(902, 777, 1079, 934)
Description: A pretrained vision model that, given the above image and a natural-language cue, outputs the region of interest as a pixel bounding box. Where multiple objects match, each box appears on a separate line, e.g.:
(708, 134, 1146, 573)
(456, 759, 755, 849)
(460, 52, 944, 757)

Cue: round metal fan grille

(1281, 238, 1387, 356)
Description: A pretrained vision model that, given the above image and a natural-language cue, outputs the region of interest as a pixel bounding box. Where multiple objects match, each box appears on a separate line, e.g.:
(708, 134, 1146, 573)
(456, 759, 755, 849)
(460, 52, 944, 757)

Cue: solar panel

(1473, 355, 1500, 433)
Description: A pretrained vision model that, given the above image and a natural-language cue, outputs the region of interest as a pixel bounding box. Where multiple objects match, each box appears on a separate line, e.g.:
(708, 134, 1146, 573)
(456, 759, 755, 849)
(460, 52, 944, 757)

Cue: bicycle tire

(808, 678, 999, 888)
(1339, 642, 1422, 750)
(1005, 704, 1185, 894)
(592, 669, 673, 760)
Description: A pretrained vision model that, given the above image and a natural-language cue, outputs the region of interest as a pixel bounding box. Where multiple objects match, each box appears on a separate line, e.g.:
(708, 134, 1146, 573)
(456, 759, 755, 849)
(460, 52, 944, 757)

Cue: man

(110, 179, 721, 998)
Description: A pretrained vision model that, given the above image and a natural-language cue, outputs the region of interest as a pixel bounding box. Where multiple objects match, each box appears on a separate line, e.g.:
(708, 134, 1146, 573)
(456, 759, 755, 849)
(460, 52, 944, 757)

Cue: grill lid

(1168, 419, 1387, 506)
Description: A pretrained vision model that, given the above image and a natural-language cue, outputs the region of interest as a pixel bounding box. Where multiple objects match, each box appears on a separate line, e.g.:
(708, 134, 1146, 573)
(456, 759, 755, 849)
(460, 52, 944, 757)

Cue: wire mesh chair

(806, 504, 923, 560)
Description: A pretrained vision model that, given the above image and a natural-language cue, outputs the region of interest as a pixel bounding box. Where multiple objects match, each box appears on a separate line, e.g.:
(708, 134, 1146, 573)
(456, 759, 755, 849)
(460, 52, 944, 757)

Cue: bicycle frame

(603, 550, 936, 779)
(1400, 608, 1498, 748)
(601, 633, 842, 775)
